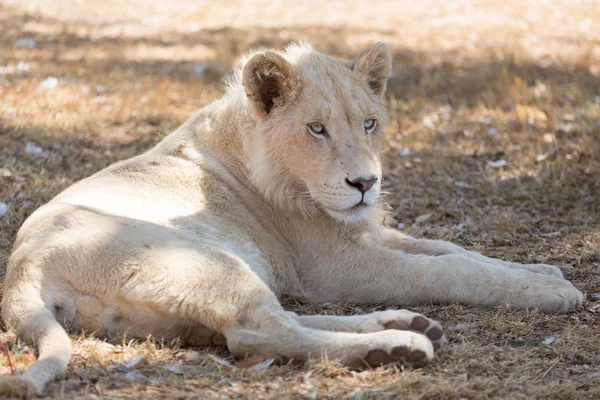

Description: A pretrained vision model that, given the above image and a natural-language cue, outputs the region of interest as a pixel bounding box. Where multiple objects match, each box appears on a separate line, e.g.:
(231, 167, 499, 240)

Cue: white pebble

(14, 38, 36, 49)
(487, 159, 507, 168)
(38, 77, 59, 91)
(25, 142, 47, 157)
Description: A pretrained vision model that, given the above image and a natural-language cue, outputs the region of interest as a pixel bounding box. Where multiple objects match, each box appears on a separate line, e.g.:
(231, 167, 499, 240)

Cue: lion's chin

(323, 203, 372, 225)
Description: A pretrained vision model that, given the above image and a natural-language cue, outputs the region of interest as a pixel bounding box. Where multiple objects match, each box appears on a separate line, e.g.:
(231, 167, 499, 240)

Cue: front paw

(508, 274, 584, 313)
(351, 330, 435, 369)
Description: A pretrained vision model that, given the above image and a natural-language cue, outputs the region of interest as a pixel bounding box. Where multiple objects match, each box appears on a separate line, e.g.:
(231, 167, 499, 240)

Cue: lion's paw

(351, 330, 435, 369)
(0, 376, 41, 399)
(508, 274, 584, 313)
(357, 309, 446, 349)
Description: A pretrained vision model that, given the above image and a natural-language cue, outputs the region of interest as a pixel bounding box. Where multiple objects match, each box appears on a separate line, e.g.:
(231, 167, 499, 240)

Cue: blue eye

(308, 123, 326, 135)
(364, 119, 377, 133)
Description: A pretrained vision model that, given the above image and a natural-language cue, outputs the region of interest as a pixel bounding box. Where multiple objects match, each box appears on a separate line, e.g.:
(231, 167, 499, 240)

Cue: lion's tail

(0, 282, 71, 398)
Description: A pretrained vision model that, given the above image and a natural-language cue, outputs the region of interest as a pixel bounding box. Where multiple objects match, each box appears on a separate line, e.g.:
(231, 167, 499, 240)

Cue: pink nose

(345, 176, 378, 193)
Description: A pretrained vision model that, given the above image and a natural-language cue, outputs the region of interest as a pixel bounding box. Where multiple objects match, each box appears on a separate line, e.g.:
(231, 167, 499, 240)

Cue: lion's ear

(349, 42, 392, 98)
(242, 51, 295, 118)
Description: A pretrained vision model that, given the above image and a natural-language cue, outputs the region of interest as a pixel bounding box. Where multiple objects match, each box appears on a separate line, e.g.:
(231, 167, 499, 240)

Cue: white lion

(0, 42, 583, 398)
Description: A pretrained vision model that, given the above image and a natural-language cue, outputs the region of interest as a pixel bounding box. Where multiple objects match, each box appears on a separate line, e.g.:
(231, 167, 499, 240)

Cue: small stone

(192, 62, 208, 76)
(455, 181, 472, 188)
(14, 38, 36, 49)
(25, 142, 47, 157)
(487, 159, 507, 168)
(38, 77, 59, 91)
(422, 117, 435, 129)
(0, 202, 6, 218)
(543, 336, 555, 345)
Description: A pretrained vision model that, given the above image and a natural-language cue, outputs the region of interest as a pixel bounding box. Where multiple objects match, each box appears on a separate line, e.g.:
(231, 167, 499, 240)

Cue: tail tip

(0, 375, 41, 399)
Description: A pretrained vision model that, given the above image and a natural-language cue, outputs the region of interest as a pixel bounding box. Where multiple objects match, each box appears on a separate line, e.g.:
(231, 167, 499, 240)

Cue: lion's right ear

(242, 51, 295, 118)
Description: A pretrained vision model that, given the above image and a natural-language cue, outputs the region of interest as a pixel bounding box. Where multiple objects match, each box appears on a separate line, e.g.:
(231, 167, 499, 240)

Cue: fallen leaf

(125, 370, 147, 381)
(72, 368, 89, 381)
(208, 354, 233, 369)
(125, 355, 144, 369)
(19, 353, 35, 366)
(451, 323, 473, 332)
(235, 355, 265, 369)
(163, 363, 185, 375)
(414, 213, 432, 224)
(535, 148, 557, 162)
(248, 358, 275, 371)
(175, 350, 202, 362)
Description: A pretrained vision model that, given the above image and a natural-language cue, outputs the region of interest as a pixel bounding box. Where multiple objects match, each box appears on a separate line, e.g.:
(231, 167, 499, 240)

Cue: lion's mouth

(350, 201, 369, 210)
(319, 198, 372, 214)
(322, 201, 369, 213)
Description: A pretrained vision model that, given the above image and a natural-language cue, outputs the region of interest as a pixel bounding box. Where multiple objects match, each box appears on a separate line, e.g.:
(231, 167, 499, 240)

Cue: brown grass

(1, 0, 599, 398)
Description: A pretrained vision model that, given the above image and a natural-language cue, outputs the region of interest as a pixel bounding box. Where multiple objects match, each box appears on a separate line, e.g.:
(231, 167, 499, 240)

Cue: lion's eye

(364, 119, 377, 134)
(308, 123, 326, 136)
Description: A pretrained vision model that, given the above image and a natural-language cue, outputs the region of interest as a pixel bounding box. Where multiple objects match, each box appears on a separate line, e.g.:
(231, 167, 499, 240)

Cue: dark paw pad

(365, 349, 395, 367)
(410, 316, 430, 331)
(426, 327, 444, 341)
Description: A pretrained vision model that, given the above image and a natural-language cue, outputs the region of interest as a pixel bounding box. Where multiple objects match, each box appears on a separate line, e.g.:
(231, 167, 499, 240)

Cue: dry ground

(1, 0, 600, 398)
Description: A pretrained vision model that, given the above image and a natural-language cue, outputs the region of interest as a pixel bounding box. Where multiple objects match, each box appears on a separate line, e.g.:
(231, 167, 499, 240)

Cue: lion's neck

(184, 89, 255, 180)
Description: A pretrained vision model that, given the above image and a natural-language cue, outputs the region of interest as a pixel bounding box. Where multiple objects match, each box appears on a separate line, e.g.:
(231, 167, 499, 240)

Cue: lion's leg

(377, 229, 563, 278)
(302, 238, 583, 313)
(120, 245, 437, 368)
(225, 304, 437, 368)
(292, 309, 446, 348)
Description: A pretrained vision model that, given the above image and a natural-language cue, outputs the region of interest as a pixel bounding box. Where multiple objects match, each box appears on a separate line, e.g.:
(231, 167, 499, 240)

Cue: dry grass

(1, 0, 599, 398)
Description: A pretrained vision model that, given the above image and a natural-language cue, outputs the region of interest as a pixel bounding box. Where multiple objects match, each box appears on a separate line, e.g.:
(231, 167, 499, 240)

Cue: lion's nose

(345, 176, 378, 194)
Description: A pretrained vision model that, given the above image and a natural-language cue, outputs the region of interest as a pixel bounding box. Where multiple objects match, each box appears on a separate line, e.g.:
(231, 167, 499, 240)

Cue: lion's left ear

(348, 42, 392, 98)
(242, 51, 295, 118)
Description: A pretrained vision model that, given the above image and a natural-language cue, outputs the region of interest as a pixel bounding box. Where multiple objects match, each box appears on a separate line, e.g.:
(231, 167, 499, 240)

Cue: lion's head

(240, 43, 391, 224)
